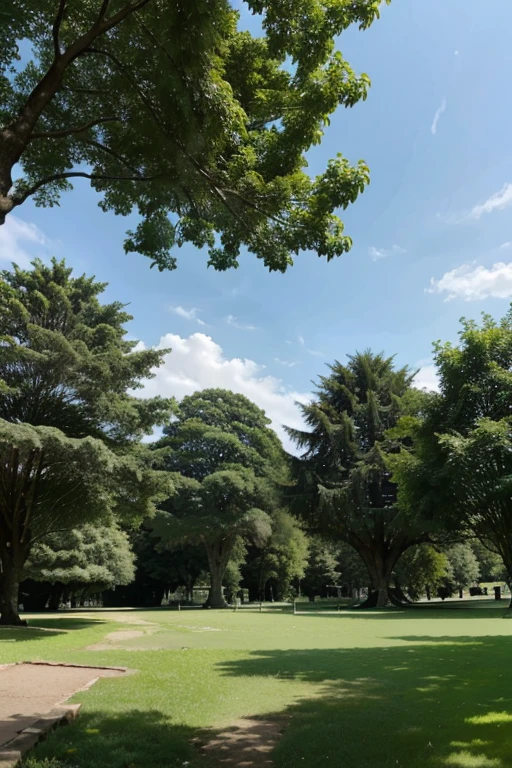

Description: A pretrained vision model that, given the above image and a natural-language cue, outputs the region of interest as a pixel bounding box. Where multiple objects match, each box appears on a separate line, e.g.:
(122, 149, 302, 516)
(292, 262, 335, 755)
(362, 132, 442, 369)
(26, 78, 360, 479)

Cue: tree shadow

(27, 617, 108, 631)
(218, 636, 512, 767)
(0, 627, 64, 642)
(20, 709, 215, 768)
(293, 600, 509, 620)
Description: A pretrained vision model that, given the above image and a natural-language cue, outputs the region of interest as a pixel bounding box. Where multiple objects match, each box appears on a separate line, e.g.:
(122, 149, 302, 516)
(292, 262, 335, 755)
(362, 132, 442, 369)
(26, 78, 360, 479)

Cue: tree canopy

(287, 351, 429, 606)
(1, 0, 389, 272)
(0, 257, 172, 443)
(152, 389, 287, 607)
(391, 310, 512, 605)
(0, 257, 173, 624)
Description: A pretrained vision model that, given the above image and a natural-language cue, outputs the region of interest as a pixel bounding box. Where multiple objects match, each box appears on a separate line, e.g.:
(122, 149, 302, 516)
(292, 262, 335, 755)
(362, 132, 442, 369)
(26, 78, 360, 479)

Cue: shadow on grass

(21, 710, 212, 768)
(293, 599, 510, 620)
(26, 617, 108, 631)
(0, 627, 65, 642)
(218, 636, 512, 767)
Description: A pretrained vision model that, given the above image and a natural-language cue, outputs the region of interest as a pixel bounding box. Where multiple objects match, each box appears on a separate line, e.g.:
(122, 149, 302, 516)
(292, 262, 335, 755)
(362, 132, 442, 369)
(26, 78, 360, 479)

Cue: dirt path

(200, 717, 287, 767)
(0, 663, 125, 750)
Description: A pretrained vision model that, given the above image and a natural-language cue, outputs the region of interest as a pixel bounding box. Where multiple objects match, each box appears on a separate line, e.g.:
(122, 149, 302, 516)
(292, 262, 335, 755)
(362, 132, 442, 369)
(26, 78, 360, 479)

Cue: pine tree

(287, 351, 429, 607)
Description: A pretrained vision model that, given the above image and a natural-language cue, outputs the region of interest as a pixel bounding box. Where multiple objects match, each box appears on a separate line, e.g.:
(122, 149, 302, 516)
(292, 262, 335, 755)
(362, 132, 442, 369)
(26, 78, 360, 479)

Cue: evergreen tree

(0, 258, 173, 624)
(301, 536, 340, 602)
(287, 351, 429, 606)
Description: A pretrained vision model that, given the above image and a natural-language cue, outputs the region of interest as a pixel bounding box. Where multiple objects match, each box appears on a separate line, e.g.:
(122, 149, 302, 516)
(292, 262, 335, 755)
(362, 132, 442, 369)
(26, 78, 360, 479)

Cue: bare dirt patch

(0, 662, 126, 751)
(86, 627, 156, 651)
(199, 717, 287, 767)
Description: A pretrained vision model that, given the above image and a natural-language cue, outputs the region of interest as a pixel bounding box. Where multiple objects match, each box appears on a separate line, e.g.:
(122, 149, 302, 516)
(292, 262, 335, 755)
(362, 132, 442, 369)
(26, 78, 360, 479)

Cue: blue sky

(3, 0, 512, 449)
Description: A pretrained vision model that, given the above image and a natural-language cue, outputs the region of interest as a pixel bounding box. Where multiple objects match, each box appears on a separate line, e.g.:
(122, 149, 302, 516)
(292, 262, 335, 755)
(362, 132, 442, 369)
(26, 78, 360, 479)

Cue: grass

(2, 601, 512, 767)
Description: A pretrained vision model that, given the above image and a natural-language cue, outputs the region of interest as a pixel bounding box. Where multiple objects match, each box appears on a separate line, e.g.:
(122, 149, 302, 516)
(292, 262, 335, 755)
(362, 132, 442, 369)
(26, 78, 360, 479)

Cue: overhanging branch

(30, 116, 121, 140)
(13, 170, 163, 206)
(52, 0, 67, 58)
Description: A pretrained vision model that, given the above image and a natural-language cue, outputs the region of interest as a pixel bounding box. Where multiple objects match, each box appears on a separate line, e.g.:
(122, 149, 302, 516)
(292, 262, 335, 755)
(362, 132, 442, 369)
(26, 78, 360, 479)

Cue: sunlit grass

(1, 601, 511, 767)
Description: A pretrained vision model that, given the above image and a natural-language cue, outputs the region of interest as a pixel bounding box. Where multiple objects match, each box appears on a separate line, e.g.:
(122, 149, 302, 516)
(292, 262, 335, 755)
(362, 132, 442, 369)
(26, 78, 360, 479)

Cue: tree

(393, 544, 449, 601)
(152, 389, 287, 607)
(337, 542, 368, 598)
(0, 258, 171, 442)
(287, 351, 429, 607)
(442, 543, 480, 599)
(392, 310, 512, 607)
(24, 522, 135, 608)
(0, 258, 173, 624)
(0, 1, 389, 272)
(0, 421, 118, 623)
(242, 509, 309, 601)
(301, 536, 340, 602)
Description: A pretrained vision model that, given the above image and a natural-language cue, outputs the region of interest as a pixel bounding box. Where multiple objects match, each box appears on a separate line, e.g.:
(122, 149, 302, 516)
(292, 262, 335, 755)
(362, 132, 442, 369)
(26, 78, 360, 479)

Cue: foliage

(153, 389, 287, 606)
(301, 536, 340, 600)
(337, 542, 368, 593)
(471, 539, 505, 583)
(0, 1, 389, 272)
(391, 310, 512, 598)
(243, 509, 309, 601)
(0, 258, 173, 623)
(443, 543, 480, 592)
(0, 258, 172, 443)
(287, 350, 428, 605)
(394, 544, 449, 601)
(25, 523, 135, 592)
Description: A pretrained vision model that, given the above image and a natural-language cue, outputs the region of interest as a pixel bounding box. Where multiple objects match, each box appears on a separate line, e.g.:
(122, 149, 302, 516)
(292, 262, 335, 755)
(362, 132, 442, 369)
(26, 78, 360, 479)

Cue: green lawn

(2, 601, 512, 768)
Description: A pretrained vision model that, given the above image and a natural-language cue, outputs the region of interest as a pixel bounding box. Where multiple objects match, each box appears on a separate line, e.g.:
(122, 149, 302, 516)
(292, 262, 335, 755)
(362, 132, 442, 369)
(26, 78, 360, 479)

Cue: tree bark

(204, 539, 233, 608)
(0, 550, 25, 626)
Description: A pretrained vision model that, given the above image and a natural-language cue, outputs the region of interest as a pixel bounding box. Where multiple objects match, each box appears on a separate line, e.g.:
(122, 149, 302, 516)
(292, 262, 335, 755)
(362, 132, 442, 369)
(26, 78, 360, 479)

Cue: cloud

(136, 333, 309, 452)
(414, 363, 440, 392)
(431, 99, 447, 135)
(169, 306, 206, 326)
(0, 216, 49, 267)
(454, 50, 459, 56)
(298, 335, 324, 358)
(274, 358, 301, 368)
(428, 261, 512, 301)
(470, 183, 512, 220)
(369, 244, 406, 262)
(500, 242, 512, 249)
(226, 314, 257, 331)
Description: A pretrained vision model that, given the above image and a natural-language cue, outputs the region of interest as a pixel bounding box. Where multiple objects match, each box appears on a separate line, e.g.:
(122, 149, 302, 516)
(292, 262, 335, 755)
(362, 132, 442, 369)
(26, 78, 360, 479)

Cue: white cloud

(454, 50, 459, 56)
(428, 261, 512, 301)
(298, 335, 324, 358)
(226, 314, 257, 331)
(369, 244, 405, 262)
(470, 183, 512, 220)
(0, 215, 49, 267)
(414, 363, 439, 392)
(137, 332, 310, 452)
(169, 306, 206, 326)
(274, 358, 301, 368)
(500, 242, 512, 249)
(431, 99, 447, 135)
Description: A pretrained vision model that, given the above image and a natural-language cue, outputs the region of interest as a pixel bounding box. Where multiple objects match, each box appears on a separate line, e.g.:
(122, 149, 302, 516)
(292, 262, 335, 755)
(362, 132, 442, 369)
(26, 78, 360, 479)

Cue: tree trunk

(426, 584, 431, 601)
(0, 551, 25, 626)
(48, 585, 63, 611)
(204, 539, 233, 609)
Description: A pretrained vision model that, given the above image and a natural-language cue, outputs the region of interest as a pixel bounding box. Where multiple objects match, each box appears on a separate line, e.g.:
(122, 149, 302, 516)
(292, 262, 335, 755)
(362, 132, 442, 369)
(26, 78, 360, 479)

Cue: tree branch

(96, 0, 111, 24)
(13, 170, 163, 206)
(52, 0, 67, 58)
(80, 138, 142, 174)
(30, 116, 121, 140)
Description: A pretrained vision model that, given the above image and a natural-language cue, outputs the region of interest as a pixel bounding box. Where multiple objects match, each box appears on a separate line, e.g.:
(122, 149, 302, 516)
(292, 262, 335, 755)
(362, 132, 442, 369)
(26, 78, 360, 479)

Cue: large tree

(0, 1, 389, 272)
(152, 389, 287, 608)
(392, 310, 512, 607)
(287, 351, 429, 607)
(0, 258, 173, 623)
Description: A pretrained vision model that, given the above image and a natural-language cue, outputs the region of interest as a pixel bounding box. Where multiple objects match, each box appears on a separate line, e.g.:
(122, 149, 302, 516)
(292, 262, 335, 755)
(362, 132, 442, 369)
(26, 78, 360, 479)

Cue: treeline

(1, 260, 512, 623)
